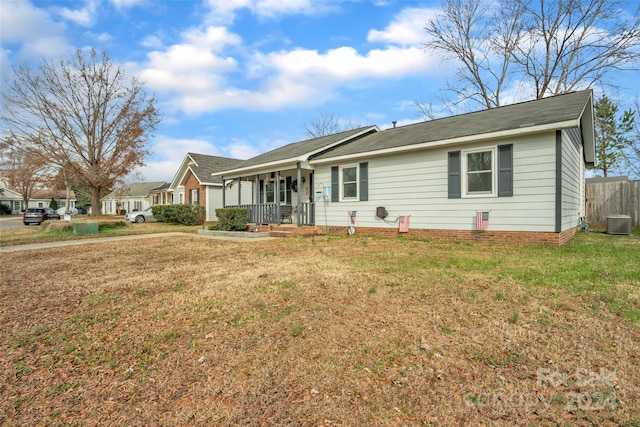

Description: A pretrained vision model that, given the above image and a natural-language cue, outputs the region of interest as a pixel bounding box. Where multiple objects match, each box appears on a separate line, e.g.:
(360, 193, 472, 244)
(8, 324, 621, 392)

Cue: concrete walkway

(0, 231, 276, 253)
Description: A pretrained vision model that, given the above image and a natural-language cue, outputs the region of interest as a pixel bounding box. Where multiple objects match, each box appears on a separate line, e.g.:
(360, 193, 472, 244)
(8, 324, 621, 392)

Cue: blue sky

(1, 0, 638, 182)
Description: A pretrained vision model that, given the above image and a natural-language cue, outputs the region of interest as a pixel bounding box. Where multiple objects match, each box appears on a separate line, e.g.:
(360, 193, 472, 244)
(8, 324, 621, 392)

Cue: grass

(1, 228, 639, 425)
(0, 215, 203, 246)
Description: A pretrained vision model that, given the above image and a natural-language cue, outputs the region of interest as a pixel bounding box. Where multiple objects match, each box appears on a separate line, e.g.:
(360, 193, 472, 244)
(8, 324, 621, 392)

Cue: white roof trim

(214, 159, 300, 178)
(168, 154, 197, 190)
(213, 126, 379, 177)
(310, 120, 580, 164)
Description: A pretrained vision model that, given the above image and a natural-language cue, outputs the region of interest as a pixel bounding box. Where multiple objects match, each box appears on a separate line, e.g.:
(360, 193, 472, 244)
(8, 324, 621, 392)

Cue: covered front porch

(221, 164, 316, 227)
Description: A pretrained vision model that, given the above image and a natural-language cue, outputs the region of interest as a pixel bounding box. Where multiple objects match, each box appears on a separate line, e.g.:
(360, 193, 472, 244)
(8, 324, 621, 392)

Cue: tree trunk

(65, 186, 71, 213)
(90, 187, 102, 216)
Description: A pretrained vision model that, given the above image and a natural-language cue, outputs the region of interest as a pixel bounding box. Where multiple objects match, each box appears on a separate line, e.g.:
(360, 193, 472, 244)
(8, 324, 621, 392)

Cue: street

(0, 216, 28, 229)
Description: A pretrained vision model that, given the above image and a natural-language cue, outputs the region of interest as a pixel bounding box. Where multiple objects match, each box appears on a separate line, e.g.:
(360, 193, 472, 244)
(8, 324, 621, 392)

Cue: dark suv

(23, 208, 47, 225)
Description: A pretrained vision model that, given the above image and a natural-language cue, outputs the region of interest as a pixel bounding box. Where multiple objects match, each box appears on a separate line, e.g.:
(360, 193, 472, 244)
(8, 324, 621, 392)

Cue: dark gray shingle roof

(218, 126, 378, 174)
(187, 153, 244, 184)
(312, 90, 593, 161)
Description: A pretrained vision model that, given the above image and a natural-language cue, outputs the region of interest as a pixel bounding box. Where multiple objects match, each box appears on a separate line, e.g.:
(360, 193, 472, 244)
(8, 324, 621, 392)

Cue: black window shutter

(448, 151, 461, 198)
(359, 162, 368, 201)
(331, 166, 339, 202)
(259, 179, 264, 204)
(498, 144, 513, 197)
(196, 188, 200, 204)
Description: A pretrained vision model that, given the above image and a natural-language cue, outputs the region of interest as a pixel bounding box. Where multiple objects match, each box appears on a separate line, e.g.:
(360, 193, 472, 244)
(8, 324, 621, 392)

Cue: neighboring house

(102, 182, 166, 214)
(219, 90, 595, 245)
(30, 189, 78, 211)
(149, 182, 173, 206)
(0, 187, 78, 214)
(0, 187, 24, 214)
(168, 153, 250, 222)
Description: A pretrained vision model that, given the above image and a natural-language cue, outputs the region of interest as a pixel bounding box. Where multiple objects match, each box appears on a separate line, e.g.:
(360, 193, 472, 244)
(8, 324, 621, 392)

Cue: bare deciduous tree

(304, 111, 363, 138)
(50, 163, 81, 214)
(0, 142, 49, 209)
(625, 98, 640, 179)
(424, 0, 640, 111)
(1, 49, 161, 215)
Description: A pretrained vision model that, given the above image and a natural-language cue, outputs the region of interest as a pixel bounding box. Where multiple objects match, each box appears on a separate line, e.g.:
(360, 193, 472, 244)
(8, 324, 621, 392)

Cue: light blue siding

(314, 132, 563, 232)
(560, 128, 584, 231)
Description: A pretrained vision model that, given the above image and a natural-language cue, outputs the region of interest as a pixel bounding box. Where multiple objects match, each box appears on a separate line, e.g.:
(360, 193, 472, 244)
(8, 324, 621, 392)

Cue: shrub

(152, 204, 205, 225)
(49, 198, 58, 211)
(215, 208, 248, 231)
(0, 203, 11, 215)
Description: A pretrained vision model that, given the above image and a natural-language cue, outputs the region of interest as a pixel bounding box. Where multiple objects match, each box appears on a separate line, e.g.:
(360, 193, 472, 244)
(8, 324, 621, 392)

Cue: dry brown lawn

(1, 232, 639, 426)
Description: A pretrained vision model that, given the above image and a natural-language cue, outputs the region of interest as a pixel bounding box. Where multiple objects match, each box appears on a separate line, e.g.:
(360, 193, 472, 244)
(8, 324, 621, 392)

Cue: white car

(57, 207, 78, 216)
(125, 208, 155, 223)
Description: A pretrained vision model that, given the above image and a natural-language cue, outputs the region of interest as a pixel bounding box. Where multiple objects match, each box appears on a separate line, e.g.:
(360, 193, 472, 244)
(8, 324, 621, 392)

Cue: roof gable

(170, 153, 243, 188)
(187, 153, 243, 184)
(311, 90, 594, 162)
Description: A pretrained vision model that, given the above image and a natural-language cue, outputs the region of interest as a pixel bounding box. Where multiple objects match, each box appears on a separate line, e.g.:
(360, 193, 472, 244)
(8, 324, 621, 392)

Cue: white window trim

(461, 147, 497, 198)
(340, 164, 359, 201)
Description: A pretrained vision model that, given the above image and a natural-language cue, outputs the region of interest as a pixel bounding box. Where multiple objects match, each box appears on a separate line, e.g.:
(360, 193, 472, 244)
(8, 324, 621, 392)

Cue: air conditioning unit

(606, 215, 631, 235)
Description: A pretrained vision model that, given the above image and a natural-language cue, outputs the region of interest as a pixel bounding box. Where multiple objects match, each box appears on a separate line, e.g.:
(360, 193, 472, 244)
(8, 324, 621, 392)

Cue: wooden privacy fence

(586, 178, 640, 227)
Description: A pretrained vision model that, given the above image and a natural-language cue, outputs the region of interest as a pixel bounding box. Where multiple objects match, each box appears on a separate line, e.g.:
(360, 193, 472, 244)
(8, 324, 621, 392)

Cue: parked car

(57, 207, 78, 216)
(125, 207, 155, 223)
(23, 208, 47, 225)
(45, 208, 61, 220)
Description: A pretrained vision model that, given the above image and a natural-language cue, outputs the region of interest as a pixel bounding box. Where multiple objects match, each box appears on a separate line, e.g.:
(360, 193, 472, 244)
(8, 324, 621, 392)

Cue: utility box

(73, 221, 99, 235)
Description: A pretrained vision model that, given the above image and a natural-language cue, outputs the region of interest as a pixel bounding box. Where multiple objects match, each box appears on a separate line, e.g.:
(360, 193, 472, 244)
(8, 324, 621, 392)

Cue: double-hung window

(330, 162, 369, 202)
(464, 149, 494, 195)
(341, 165, 358, 200)
(448, 145, 513, 198)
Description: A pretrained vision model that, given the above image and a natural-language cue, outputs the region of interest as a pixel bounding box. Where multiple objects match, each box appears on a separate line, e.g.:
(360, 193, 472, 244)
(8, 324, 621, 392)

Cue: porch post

(296, 162, 302, 227)
(237, 176, 242, 206)
(276, 171, 281, 225)
(254, 174, 259, 224)
(221, 175, 225, 208)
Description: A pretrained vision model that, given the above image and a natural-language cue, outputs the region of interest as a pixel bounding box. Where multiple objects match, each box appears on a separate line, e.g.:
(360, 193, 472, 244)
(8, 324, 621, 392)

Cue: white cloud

(86, 32, 113, 43)
(135, 26, 242, 105)
(134, 136, 225, 181)
(54, 0, 100, 27)
(141, 35, 163, 49)
(0, 0, 73, 61)
(129, 4, 437, 116)
(138, 36, 435, 115)
(109, 0, 148, 10)
(203, 0, 335, 25)
(368, 7, 437, 46)
(226, 140, 260, 159)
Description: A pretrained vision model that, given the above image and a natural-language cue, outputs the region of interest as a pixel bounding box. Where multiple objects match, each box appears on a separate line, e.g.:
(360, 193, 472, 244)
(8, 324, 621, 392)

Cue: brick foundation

(243, 223, 579, 245)
(321, 225, 579, 246)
